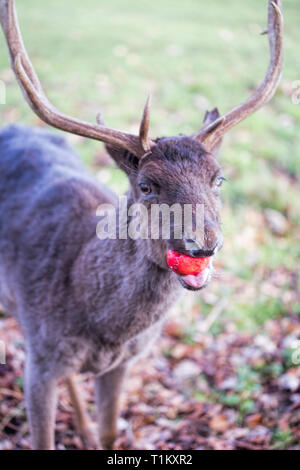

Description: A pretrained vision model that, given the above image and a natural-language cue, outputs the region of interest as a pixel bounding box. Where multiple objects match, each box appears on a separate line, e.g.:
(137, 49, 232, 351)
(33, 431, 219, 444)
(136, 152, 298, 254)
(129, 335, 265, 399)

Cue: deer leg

(66, 374, 98, 449)
(25, 356, 58, 450)
(94, 364, 127, 450)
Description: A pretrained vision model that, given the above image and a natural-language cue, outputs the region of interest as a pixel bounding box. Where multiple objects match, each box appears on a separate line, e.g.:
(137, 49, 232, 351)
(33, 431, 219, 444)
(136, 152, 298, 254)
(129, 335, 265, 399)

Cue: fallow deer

(0, 0, 282, 450)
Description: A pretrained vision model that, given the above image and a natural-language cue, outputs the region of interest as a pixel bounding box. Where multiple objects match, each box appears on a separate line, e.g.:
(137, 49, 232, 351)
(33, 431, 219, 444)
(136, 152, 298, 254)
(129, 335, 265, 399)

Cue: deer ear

(105, 145, 139, 175)
(201, 108, 223, 158)
(203, 108, 220, 124)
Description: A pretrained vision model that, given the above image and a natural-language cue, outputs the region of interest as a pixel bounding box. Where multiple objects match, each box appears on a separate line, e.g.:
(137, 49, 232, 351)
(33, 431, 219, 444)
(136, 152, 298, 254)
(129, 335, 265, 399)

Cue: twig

(198, 298, 228, 333)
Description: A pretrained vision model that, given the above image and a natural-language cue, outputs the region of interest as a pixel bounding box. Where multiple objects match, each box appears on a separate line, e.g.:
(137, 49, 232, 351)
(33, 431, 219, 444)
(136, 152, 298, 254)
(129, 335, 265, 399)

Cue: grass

(0, 0, 299, 331)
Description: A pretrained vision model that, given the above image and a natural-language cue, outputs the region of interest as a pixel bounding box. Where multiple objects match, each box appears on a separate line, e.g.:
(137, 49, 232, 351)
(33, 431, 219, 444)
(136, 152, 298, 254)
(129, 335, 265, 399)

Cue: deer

(0, 0, 282, 450)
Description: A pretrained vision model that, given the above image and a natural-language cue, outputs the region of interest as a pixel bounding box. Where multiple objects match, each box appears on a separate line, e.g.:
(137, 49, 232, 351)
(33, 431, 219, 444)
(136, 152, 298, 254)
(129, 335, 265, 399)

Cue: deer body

(0, 124, 183, 449)
(0, 124, 179, 377)
(0, 0, 282, 450)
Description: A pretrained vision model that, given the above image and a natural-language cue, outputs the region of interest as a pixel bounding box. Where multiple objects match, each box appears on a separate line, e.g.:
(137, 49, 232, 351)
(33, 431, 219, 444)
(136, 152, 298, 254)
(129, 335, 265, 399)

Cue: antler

(195, 0, 283, 151)
(0, 0, 154, 157)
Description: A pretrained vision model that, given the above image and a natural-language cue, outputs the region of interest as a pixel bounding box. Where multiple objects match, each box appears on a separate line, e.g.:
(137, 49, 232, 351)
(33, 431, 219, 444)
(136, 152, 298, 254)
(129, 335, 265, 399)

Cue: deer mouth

(166, 250, 214, 291)
(178, 266, 212, 291)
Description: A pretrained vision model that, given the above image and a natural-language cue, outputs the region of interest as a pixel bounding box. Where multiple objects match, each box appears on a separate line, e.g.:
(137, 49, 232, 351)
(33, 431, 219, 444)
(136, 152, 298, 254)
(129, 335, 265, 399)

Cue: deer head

(0, 0, 283, 290)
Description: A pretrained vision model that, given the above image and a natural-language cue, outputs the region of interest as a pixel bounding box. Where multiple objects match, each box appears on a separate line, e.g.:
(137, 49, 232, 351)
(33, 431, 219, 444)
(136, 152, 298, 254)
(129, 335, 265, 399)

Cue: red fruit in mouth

(166, 250, 210, 276)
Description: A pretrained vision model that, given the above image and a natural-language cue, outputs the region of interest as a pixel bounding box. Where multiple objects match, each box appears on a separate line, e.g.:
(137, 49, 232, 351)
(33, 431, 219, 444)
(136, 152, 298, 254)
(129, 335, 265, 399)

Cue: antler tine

(139, 94, 152, 153)
(195, 0, 283, 151)
(0, 0, 154, 158)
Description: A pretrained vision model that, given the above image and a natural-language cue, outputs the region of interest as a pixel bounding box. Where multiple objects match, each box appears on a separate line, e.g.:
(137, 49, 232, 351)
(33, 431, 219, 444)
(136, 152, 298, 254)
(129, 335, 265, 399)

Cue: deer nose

(190, 246, 217, 257)
(184, 238, 200, 251)
(184, 238, 220, 257)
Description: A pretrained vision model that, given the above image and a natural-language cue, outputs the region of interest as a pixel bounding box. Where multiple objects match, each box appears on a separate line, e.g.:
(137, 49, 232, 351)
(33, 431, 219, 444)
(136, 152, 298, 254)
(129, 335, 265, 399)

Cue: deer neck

(71, 196, 181, 343)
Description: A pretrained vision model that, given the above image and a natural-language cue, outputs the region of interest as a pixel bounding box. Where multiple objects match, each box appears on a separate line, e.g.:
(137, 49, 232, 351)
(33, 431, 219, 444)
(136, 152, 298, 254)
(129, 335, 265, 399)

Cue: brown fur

(0, 124, 224, 449)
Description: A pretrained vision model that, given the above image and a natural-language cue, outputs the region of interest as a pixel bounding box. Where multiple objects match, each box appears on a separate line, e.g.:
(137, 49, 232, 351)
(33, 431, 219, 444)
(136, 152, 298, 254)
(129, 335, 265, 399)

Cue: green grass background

(0, 0, 299, 331)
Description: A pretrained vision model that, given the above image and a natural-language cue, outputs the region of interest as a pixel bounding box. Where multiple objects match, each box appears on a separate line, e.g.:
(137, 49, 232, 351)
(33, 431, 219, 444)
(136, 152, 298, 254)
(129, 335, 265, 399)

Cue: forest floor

(1, 301, 300, 450)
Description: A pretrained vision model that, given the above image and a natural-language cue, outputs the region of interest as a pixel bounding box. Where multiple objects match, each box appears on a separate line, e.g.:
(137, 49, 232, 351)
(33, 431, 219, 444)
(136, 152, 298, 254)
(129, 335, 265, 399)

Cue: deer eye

(139, 182, 152, 195)
(215, 176, 226, 188)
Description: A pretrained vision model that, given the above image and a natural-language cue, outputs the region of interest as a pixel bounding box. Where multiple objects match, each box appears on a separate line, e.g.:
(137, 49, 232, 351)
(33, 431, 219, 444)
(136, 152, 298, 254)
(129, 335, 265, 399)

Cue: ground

(1, 305, 300, 450)
(0, 0, 300, 450)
